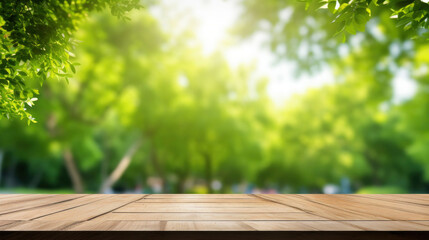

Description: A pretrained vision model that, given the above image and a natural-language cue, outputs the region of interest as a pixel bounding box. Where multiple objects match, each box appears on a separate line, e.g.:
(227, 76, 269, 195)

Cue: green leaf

(345, 20, 356, 34)
(354, 19, 366, 32)
(334, 10, 352, 23)
(70, 63, 76, 73)
(337, 3, 349, 12)
(355, 15, 364, 25)
(328, 1, 336, 13)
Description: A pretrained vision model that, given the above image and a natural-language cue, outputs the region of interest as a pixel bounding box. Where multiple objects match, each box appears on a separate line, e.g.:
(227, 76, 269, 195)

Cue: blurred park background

(1, 0, 429, 194)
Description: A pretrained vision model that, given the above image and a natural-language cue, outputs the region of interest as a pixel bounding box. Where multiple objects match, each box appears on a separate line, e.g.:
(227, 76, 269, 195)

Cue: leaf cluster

(0, 0, 141, 123)
(309, 0, 429, 39)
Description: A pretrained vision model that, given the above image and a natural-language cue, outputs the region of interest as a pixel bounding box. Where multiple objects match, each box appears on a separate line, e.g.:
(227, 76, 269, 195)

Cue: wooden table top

(0, 194, 428, 231)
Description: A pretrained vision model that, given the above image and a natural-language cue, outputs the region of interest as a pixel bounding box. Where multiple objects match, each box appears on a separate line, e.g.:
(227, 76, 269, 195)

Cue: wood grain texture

(0, 194, 110, 220)
(344, 221, 429, 231)
(257, 194, 387, 220)
(0, 194, 60, 206)
(35, 194, 143, 221)
(126, 202, 288, 208)
(0, 194, 428, 231)
(244, 220, 362, 231)
(94, 212, 325, 221)
(164, 221, 254, 231)
(0, 194, 84, 215)
(114, 205, 300, 213)
(357, 194, 429, 206)
(1, 221, 78, 231)
(136, 198, 265, 203)
(298, 194, 429, 220)
(0, 194, 23, 200)
(146, 194, 253, 199)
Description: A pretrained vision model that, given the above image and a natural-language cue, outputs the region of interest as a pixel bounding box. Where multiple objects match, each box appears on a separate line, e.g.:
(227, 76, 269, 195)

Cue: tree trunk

(0, 149, 3, 186)
(365, 152, 380, 186)
(149, 144, 167, 191)
(64, 148, 84, 193)
(176, 174, 186, 193)
(203, 152, 213, 193)
(5, 155, 17, 188)
(29, 170, 43, 189)
(100, 150, 110, 189)
(100, 138, 142, 193)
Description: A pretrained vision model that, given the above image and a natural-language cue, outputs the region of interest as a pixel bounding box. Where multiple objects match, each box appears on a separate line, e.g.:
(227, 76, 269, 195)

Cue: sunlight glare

(182, 0, 239, 55)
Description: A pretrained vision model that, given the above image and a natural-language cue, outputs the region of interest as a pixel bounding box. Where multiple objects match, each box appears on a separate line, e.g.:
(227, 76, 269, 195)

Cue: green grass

(357, 186, 407, 194)
(0, 188, 76, 194)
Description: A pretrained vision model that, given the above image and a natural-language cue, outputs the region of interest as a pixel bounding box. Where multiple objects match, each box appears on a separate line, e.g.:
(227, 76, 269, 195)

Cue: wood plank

(120, 202, 286, 208)
(258, 194, 386, 220)
(114, 205, 302, 213)
(37, 195, 143, 221)
(0, 194, 111, 220)
(164, 221, 254, 231)
(344, 221, 429, 231)
(137, 198, 265, 203)
(299, 194, 429, 220)
(0, 220, 17, 227)
(357, 194, 429, 206)
(244, 221, 314, 230)
(244, 221, 362, 231)
(95, 212, 327, 221)
(0, 194, 55, 205)
(0, 194, 84, 215)
(70, 220, 254, 231)
(0, 194, 428, 232)
(0, 194, 23, 199)
(146, 194, 253, 199)
(69, 220, 163, 231)
(0, 220, 78, 231)
(328, 194, 429, 216)
(0, 221, 21, 230)
(394, 194, 429, 201)
(411, 221, 429, 226)
(303, 221, 362, 231)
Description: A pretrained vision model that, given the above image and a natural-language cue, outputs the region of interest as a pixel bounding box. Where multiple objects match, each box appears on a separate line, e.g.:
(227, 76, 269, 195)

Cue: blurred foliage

(234, 0, 422, 74)
(305, 0, 429, 38)
(0, 0, 141, 122)
(0, 1, 429, 193)
(357, 186, 407, 194)
(0, 187, 75, 194)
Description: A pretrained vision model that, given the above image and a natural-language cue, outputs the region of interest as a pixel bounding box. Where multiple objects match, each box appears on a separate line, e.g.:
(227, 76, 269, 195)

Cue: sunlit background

(0, 0, 427, 194)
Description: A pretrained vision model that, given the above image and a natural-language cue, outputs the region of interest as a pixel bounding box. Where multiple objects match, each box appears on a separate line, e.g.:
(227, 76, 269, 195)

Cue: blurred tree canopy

(0, 1, 429, 194)
(2, 0, 428, 121)
(0, 0, 141, 123)
(235, 0, 429, 191)
(235, 0, 425, 74)
(0, 9, 272, 193)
